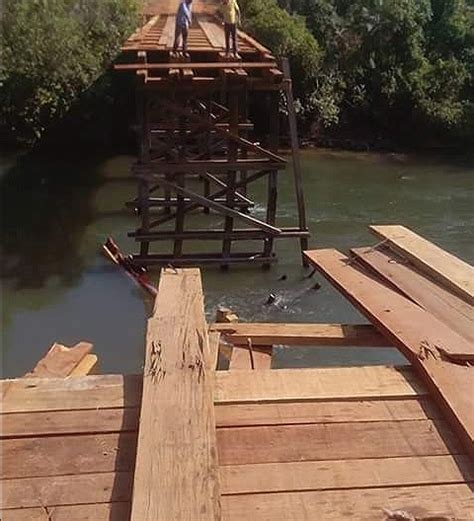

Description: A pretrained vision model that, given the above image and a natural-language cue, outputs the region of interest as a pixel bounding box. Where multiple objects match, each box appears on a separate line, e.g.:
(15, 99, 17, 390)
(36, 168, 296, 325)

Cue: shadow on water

(0, 148, 105, 290)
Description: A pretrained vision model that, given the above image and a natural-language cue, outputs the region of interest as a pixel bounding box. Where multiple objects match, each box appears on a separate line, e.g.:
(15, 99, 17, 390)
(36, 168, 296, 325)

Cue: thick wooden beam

(115, 61, 277, 71)
(130, 268, 221, 521)
(370, 225, 474, 305)
(305, 248, 474, 461)
(210, 323, 391, 347)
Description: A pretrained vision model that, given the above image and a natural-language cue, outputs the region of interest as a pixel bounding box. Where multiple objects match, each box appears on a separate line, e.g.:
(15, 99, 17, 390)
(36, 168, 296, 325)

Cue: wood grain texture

(24, 342, 93, 378)
(214, 397, 441, 427)
(215, 366, 426, 403)
(2, 502, 131, 521)
(211, 322, 391, 346)
(222, 483, 474, 520)
(352, 246, 474, 342)
(305, 248, 474, 460)
(216, 419, 462, 465)
(1, 432, 137, 479)
(220, 454, 474, 494)
(2, 472, 133, 509)
(130, 268, 221, 521)
(0, 374, 142, 413)
(229, 345, 272, 370)
(370, 224, 474, 305)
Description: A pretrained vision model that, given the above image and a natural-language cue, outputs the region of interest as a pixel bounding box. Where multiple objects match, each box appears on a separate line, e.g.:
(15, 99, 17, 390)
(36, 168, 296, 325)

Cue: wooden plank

(199, 20, 225, 48)
(220, 454, 474, 494)
(1, 398, 442, 438)
(209, 330, 221, 370)
(352, 246, 474, 342)
(370, 224, 474, 304)
(69, 353, 99, 376)
(0, 374, 142, 413)
(2, 471, 133, 509)
(24, 341, 92, 378)
(217, 419, 462, 465)
(211, 323, 391, 346)
(228, 345, 272, 370)
(215, 366, 426, 403)
(130, 268, 221, 521)
(305, 249, 474, 460)
(1, 407, 139, 438)
(214, 397, 441, 427)
(2, 503, 130, 521)
(1, 432, 137, 479)
(222, 483, 474, 520)
(158, 15, 175, 47)
(115, 62, 277, 71)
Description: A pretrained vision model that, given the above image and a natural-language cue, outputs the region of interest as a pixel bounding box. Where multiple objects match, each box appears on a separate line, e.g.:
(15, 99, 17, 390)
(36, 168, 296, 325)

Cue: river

(1, 148, 473, 377)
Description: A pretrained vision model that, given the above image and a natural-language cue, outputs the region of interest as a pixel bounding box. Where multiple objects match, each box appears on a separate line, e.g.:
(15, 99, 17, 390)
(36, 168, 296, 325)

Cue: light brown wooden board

(211, 322, 391, 346)
(217, 419, 461, 465)
(3, 455, 472, 510)
(305, 249, 474, 460)
(214, 397, 441, 427)
(2, 471, 133, 509)
(199, 20, 225, 48)
(1, 432, 137, 479)
(0, 374, 142, 413)
(370, 224, 474, 305)
(220, 454, 474, 494)
(130, 268, 221, 521)
(229, 345, 272, 370)
(24, 342, 92, 378)
(158, 15, 175, 47)
(0, 365, 422, 413)
(215, 366, 426, 403)
(2, 502, 131, 521)
(352, 246, 474, 342)
(222, 483, 474, 520)
(2, 397, 440, 438)
(1, 408, 139, 438)
(6, 484, 474, 521)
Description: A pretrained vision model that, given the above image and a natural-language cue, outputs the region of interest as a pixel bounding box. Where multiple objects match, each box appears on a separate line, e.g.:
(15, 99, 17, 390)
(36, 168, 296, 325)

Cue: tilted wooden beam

(130, 268, 221, 520)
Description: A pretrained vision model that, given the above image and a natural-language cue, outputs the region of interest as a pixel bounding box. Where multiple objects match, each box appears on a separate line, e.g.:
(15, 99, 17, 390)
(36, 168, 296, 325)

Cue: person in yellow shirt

(220, 0, 241, 58)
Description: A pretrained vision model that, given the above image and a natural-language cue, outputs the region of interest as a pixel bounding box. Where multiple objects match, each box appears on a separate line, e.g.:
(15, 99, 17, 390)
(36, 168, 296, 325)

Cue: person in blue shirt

(173, 0, 193, 56)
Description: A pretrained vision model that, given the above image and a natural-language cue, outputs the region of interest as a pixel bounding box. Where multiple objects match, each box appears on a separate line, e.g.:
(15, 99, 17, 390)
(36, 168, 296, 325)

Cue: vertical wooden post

(203, 95, 212, 214)
(282, 58, 309, 266)
(138, 87, 151, 257)
(222, 89, 239, 266)
(173, 98, 186, 257)
(239, 86, 249, 199)
(262, 90, 280, 267)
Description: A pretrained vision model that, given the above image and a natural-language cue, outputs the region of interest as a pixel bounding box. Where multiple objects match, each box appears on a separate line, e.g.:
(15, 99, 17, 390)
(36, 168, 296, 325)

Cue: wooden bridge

(115, 0, 309, 267)
(1, 226, 473, 520)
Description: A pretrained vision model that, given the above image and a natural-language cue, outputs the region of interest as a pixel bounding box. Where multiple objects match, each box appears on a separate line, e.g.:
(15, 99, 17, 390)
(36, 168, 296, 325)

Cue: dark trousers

(173, 25, 188, 52)
(224, 23, 238, 54)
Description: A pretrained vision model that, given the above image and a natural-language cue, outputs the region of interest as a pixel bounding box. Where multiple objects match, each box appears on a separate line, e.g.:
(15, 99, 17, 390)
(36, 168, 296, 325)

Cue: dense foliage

(242, 0, 474, 147)
(0, 0, 139, 143)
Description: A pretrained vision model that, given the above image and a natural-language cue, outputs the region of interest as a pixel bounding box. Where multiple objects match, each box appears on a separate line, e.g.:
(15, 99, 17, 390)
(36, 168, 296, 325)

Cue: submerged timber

(1, 225, 473, 520)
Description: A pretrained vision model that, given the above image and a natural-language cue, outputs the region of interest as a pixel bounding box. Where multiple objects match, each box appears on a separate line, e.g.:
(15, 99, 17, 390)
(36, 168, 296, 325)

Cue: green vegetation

(242, 0, 474, 147)
(0, 0, 139, 144)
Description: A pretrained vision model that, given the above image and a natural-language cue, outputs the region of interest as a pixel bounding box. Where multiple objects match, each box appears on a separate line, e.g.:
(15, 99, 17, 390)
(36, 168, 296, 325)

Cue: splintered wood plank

(352, 246, 474, 342)
(1, 407, 139, 438)
(216, 419, 462, 465)
(24, 341, 92, 378)
(209, 330, 221, 370)
(305, 249, 474, 460)
(69, 353, 99, 376)
(222, 483, 474, 520)
(2, 503, 131, 521)
(214, 397, 441, 427)
(370, 224, 474, 305)
(220, 454, 474, 494)
(211, 322, 391, 346)
(130, 268, 221, 521)
(0, 374, 142, 413)
(1, 432, 137, 479)
(229, 345, 272, 370)
(2, 471, 133, 509)
(215, 366, 426, 403)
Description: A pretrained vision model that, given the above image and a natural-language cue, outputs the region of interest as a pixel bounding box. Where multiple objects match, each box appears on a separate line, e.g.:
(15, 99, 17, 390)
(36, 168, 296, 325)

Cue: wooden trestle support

(117, 19, 309, 267)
